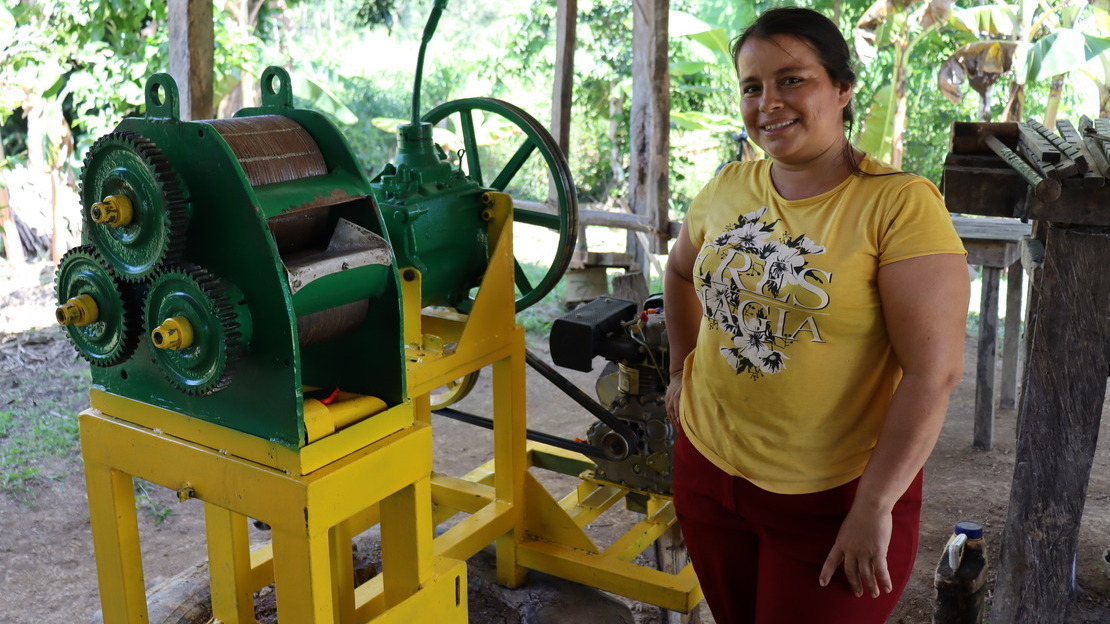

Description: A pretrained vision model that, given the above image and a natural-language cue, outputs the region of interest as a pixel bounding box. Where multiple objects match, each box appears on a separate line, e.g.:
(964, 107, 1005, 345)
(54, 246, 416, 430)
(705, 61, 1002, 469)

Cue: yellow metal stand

(81, 403, 467, 624)
(81, 192, 700, 622)
(404, 193, 703, 612)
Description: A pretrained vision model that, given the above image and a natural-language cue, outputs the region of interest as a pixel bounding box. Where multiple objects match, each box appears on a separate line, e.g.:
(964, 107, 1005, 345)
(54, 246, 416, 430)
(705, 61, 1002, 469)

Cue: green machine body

(55, 68, 405, 449)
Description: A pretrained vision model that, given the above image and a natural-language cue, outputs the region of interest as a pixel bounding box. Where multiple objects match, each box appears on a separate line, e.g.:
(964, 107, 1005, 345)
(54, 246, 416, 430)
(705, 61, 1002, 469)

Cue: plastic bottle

(932, 521, 988, 624)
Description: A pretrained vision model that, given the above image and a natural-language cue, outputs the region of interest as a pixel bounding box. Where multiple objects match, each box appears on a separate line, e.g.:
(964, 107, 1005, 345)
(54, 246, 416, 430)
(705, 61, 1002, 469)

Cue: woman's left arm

(819, 253, 971, 598)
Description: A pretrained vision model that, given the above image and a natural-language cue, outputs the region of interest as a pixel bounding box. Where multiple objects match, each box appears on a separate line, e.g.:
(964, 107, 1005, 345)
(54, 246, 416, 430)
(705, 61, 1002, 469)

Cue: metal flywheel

(80, 131, 189, 281)
(144, 265, 252, 396)
(55, 245, 141, 366)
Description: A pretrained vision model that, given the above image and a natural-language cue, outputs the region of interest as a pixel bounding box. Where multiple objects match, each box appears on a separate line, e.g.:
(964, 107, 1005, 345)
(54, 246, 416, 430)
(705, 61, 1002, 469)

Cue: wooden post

(628, 0, 670, 277)
(551, 0, 576, 157)
(168, 0, 214, 121)
(991, 226, 1110, 624)
(999, 261, 1023, 409)
(654, 524, 704, 624)
(974, 266, 1000, 450)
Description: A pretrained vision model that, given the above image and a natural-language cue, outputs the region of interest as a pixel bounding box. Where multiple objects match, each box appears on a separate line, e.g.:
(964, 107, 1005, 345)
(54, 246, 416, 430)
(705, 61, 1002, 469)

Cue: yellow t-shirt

(678, 156, 966, 494)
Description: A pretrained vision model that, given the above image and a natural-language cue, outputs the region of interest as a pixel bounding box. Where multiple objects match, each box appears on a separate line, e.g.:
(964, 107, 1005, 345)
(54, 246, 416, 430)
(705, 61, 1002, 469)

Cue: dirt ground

(1, 258, 1108, 624)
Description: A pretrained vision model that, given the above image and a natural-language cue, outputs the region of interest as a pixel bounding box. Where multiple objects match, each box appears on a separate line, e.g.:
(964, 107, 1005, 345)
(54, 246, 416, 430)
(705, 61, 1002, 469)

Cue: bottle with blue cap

(932, 521, 988, 624)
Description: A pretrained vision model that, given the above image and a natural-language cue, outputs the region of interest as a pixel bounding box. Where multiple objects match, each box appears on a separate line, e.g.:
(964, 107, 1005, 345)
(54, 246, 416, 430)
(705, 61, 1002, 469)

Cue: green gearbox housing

(57, 68, 405, 448)
(371, 122, 488, 311)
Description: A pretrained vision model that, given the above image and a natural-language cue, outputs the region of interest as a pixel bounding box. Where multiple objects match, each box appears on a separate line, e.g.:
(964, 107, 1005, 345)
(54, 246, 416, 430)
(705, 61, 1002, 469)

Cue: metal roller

(206, 115, 376, 345)
(205, 115, 328, 186)
(296, 300, 370, 347)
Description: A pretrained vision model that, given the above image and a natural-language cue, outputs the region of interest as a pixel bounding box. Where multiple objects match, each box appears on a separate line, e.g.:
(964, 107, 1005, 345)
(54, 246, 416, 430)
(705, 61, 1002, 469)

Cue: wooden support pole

(992, 226, 1110, 624)
(974, 266, 1000, 450)
(999, 261, 1023, 409)
(629, 0, 670, 271)
(168, 0, 214, 121)
(551, 0, 576, 157)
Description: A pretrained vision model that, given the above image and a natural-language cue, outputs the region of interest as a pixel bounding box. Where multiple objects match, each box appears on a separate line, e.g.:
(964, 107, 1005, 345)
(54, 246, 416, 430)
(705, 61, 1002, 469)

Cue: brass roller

(205, 115, 328, 186)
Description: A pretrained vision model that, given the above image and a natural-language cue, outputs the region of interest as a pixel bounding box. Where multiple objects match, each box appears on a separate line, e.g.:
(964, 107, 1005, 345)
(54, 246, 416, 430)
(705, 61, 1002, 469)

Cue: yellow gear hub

(151, 316, 194, 350)
(56, 294, 100, 327)
(90, 194, 134, 228)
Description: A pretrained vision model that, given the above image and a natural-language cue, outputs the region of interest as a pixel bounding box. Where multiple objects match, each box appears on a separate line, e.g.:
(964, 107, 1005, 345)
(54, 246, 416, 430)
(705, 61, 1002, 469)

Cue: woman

(664, 7, 969, 624)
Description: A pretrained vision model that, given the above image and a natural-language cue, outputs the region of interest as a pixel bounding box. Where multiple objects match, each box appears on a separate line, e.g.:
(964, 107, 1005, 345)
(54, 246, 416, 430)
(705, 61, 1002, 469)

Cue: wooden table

(951, 216, 1032, 450)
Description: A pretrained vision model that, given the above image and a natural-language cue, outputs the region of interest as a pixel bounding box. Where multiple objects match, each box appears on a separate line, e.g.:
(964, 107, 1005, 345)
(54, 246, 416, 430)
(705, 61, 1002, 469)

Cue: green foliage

(3, 0, 1106, 253)
(0, 0, 267, 169)
(1026, 30, 1110, 82)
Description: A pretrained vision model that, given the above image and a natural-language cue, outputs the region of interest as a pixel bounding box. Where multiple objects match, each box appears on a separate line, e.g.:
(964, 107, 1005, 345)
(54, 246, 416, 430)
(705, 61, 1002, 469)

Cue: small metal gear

(80, 131, 189, 281)
(55, 245, 141, 366)
(145, 264, 251, 396)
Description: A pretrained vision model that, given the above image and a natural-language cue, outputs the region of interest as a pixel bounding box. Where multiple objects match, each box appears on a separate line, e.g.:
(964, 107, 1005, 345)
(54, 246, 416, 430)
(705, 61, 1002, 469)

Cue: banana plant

(936, 0, 1110, 124)
(666, 10, 746, 134)
(854, 0, 955, 168)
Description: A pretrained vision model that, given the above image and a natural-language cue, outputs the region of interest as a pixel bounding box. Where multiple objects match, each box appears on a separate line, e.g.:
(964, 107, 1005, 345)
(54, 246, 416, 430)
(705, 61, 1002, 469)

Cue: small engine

(550, 295, 673, 494)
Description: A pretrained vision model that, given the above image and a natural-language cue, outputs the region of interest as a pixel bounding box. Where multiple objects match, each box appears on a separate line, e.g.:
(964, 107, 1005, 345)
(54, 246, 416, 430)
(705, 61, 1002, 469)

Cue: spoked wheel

(422, 97, 578, 313)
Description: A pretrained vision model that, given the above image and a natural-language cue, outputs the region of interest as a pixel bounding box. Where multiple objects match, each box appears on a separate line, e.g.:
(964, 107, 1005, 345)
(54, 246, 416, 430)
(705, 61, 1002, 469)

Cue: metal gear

(55, 245, 141, 366)
(80, 131, 189, 281)
(145, 264, 251, 396)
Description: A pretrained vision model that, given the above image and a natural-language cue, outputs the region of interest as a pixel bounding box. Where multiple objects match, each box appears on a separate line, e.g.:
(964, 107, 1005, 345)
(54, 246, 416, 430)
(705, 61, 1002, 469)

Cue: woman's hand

(819, 503, 893, 598)
(665, 372, 683, 432)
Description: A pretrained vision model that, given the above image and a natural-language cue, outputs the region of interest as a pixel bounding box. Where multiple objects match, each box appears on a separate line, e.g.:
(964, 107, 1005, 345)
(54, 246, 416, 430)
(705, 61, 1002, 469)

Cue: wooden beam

(168, 0, 214, 121)
(992, 226, 1110, 623)
(628, 0, 670, 261)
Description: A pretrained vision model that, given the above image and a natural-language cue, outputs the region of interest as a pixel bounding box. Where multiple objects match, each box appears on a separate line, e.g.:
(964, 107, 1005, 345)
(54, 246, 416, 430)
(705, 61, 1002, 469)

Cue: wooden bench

(951, 216, 1032, 450)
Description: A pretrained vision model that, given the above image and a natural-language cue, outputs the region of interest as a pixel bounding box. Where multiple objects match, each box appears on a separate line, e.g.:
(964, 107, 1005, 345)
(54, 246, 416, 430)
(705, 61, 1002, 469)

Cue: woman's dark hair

(732, 8, 877, 174)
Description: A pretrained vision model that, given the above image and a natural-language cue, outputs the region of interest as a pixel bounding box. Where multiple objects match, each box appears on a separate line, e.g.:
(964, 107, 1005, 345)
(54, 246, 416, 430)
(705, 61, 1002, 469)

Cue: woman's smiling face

(735, 34, 853, 170)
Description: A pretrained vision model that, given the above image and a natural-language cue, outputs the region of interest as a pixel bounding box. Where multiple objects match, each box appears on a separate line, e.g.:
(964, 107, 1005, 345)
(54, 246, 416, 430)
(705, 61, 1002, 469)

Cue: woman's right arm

(664, 223, 702, 426)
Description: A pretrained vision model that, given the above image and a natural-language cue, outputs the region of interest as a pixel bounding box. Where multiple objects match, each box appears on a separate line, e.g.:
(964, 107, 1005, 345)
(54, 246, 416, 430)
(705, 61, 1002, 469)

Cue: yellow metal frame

(82, 406, 466, 623)
(80, 191, 700, 622)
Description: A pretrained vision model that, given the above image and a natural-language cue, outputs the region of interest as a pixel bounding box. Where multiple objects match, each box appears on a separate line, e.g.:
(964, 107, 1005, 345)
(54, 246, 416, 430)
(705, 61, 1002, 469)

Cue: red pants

(673, 431, 922, 624)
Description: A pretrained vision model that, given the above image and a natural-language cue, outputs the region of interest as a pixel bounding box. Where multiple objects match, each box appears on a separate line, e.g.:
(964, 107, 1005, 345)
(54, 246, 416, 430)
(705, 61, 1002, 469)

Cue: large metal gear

(80, 131, 189, 281)
(55, 245, 141, 367)
(144, 265, 251, 396)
